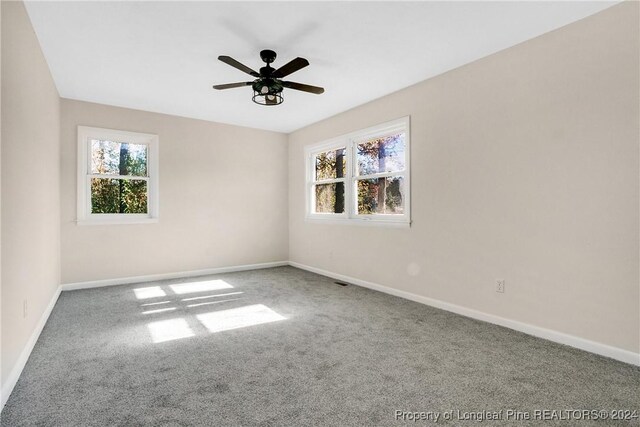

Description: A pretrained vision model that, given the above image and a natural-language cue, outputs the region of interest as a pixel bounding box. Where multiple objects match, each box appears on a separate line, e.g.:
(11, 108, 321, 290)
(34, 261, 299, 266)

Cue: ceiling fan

(213, 49, 324, 106)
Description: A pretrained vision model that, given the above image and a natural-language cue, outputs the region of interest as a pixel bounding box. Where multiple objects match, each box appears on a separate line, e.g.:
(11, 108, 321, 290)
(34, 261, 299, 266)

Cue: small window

(312, 147, 346, 214)
(306, 117, 410, 225)
(77, 126, 159, 224)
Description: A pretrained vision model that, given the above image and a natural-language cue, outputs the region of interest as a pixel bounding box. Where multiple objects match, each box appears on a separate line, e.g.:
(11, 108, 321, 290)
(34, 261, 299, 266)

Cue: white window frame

(77, 126, 159, 225)
(305, 116, 410, 227)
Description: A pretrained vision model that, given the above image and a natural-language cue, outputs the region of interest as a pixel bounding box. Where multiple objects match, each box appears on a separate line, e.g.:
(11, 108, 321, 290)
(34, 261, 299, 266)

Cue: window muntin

(89, 139, 150, 214)
(354, 132, 406, 216)
(78, 127, 159, 224)
(311, 146, 347, 215)
(306, 117, 410, 225)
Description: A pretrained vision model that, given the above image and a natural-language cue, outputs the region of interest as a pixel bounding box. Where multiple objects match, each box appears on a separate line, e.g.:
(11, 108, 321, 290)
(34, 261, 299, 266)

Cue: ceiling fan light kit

(253, 89, 283, 106)
(252, 76, 284, 106)
(213, 49, 324, 106)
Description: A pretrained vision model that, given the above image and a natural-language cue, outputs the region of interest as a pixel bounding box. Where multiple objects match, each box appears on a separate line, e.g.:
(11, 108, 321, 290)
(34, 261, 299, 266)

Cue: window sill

(304, 216, 411, 228)
(76, 217, 159, 226)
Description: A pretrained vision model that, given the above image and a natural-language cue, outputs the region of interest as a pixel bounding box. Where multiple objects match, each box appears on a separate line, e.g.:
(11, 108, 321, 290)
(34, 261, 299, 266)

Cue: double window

(306, 117, 410, 225)
(77, 126, 159, 224)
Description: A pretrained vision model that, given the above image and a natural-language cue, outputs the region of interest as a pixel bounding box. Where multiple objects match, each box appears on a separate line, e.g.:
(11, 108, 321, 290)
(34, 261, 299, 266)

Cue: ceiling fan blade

(212, 82, 253, 90)
(283, 81, 324, 94)
(272, 57, 309, 78)
(218, 56, 260, 77)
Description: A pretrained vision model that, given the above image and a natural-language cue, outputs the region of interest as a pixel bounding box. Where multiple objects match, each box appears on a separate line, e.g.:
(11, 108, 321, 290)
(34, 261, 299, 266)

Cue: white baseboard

(61, 261, 289, 291)
(289, 261, 640, 367)
(1, 285, 62, 412)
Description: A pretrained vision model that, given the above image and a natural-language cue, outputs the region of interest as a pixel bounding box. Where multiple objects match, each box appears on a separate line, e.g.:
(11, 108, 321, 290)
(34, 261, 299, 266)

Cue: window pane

(91, 178, 148, 214)
(315, 148, 346, 181)
(91, 139, 148, 177)
(357, 176, 404, 215)
(357, 133, 405, 176)
(315, 183, 345, 214)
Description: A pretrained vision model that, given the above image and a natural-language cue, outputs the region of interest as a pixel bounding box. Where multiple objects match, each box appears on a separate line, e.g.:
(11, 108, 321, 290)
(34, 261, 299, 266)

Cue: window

(306, 117, 410, 225)
(77, 126, 159, 224)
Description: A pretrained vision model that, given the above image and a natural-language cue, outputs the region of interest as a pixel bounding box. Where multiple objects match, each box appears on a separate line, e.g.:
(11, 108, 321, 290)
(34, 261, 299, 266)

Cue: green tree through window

(356, 134, 405, 215)
(90, 139, 148, 214)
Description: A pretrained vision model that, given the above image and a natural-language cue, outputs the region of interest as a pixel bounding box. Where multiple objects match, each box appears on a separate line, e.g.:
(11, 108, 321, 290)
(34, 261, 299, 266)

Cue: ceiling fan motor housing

(260, 49, 277, 64)
(253, 79, 283, 94)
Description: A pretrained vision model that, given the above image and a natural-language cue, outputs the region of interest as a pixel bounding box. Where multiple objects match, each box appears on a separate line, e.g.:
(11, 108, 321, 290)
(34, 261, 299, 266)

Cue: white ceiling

(25, 1, 616, 133)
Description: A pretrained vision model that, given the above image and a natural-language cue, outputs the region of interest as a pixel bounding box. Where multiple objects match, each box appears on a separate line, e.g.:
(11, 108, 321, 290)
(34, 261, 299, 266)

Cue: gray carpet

(2, 266, 638, 426)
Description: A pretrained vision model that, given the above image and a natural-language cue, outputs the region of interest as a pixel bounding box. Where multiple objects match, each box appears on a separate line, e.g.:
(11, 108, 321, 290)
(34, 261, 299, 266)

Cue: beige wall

(60, 100, 289, 284)
(289, 2, 639, 353)
(1, 1, 61, 386)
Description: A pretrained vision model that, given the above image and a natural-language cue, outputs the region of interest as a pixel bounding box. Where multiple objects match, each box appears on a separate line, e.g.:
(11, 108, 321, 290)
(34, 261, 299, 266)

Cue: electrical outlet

(23, 300, 28, 318)
(496, 280, 505, 293)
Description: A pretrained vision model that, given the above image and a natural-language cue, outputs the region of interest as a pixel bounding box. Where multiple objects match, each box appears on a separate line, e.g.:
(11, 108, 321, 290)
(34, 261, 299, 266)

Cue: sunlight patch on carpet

(170, 279, 234, 295)
(186, 298, 242, 308)
(196, 304, 286, 333)
(147, 318, 195, 343)
(181, 291, 243, 302)
(143, 307, 177, 315)
(134, 286, 166, 300)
